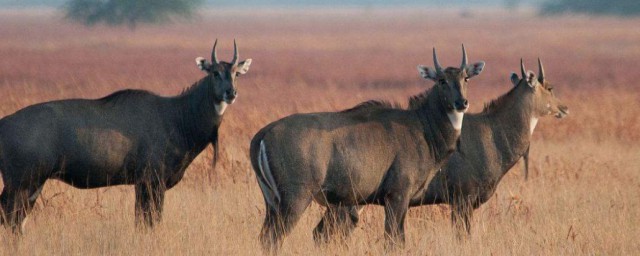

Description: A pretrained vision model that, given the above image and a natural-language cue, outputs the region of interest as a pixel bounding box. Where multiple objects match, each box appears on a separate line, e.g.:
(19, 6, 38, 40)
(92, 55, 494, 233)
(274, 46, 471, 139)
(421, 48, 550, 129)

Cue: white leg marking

(21, 216, 29, 234)
(29, 186, 43, 202)
(530, 117, 539, 135)
(214, 101, 228, 115)
(447, 111, 464, 130)
(257, 140, 280, 209)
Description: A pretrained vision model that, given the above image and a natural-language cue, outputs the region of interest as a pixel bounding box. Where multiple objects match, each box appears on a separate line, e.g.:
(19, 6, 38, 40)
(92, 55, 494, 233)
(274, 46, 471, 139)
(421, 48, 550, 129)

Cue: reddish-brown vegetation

(0, 8, 638, 255)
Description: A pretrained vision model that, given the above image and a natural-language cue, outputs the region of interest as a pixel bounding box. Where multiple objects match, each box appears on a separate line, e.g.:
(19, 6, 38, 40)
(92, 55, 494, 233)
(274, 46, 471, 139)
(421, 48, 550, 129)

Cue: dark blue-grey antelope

(0, 40, 251, 234)
(250, 46, 485, 250)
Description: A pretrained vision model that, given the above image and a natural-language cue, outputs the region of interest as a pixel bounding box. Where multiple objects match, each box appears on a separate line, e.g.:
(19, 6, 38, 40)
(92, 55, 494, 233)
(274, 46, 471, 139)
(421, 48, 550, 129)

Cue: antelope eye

(212, 72, 221, 78)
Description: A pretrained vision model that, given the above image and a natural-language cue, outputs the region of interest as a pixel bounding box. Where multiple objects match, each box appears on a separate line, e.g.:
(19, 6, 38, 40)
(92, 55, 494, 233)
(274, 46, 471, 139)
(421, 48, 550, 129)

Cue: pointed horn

(231, 39, 239, 65)
(433, 47, 443, 74)
(460, 44, 468, 69)
(520, 58, 527, 79)
(537, 58, 545, 84)
(211, 39, 219, 64)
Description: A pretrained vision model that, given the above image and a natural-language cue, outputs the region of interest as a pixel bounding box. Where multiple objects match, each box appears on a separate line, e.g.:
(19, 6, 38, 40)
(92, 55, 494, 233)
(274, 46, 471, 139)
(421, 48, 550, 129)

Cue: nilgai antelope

(313, 59, 568, 240)
(0, 40, 252, 233)
(251, 46, 485, 250)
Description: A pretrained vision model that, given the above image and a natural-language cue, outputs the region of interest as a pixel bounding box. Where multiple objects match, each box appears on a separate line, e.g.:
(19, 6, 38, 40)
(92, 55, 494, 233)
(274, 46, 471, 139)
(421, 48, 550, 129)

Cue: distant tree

(540, 0, 640, 16)
(504, 0, 521, 11)
(64, 0, 203, 28)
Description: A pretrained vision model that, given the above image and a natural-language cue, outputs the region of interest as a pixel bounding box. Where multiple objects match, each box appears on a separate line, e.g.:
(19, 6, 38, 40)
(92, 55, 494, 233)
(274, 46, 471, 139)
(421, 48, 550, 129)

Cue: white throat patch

(447, 111, 464, 130)
(530, 117, 539, 135)
(215, 101, 228, 115)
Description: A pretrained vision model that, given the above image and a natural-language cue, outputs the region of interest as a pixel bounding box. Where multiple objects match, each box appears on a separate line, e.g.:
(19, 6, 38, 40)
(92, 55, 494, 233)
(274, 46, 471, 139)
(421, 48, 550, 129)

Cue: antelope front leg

(134, 180, 166, 229)
(313, 205, 362, 243)
(383, 195, 410, 249)
(451, 198, 473, 239)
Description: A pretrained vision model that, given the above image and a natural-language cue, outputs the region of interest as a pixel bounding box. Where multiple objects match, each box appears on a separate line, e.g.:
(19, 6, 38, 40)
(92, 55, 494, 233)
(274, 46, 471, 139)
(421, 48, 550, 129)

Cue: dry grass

(0, 7, 639, 255)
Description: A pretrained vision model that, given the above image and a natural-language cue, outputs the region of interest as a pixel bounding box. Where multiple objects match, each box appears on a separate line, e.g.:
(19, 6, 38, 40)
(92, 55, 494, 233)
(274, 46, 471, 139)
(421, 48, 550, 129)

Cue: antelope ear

(465, 61, 485, 78)
(417, 65, 438, 81)
(237, 59, 252, 75)
(510, 73, 519, 86)
(526, 71, 539, 88)
(195, 57, 211, 72)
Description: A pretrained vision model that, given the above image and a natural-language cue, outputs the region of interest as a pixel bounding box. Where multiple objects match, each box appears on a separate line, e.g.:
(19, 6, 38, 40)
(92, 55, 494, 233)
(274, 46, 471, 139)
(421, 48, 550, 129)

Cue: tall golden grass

(0, 8, 638, 255)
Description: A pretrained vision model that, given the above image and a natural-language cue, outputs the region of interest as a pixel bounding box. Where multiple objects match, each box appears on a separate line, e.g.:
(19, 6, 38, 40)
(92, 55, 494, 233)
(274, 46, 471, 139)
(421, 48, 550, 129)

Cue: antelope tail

(256, 140, 281, 210)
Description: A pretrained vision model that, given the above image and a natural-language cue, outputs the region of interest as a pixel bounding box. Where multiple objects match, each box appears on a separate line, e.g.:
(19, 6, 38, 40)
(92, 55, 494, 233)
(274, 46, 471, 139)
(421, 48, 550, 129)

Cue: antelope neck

(175, 77, 222, 150)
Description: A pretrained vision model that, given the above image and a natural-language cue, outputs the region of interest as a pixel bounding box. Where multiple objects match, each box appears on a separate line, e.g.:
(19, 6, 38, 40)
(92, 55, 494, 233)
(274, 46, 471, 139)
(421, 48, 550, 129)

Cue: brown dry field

(0, 7, 639, 255)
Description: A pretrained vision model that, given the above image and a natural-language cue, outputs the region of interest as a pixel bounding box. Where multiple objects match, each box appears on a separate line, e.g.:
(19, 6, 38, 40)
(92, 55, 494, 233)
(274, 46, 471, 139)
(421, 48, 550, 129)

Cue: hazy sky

(0, 0, 540, 8)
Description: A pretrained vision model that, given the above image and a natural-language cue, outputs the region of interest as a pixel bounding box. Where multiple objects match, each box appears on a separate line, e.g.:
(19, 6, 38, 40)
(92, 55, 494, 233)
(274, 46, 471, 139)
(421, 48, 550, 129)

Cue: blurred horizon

(0, 0, 540, 8)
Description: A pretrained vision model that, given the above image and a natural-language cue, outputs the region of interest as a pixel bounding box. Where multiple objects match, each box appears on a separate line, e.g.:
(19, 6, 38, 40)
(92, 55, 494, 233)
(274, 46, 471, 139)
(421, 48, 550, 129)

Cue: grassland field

(0, 7, 638, 255)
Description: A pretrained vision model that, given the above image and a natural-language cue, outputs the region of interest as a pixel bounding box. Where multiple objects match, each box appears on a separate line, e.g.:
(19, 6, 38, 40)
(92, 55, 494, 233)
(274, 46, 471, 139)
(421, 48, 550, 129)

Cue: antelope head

(511, 59, 568, 180)
(510, 58, 569, 121)
(417, 45, 485, 130)
(195, 39, 252, 115)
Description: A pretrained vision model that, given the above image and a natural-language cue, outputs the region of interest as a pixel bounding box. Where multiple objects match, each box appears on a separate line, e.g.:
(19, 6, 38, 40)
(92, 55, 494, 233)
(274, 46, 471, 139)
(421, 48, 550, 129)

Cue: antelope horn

(460, 44, 468, 69)
(520, 58, 527, 79)
(433, 48, 443, 74)
(537, 58, 545, 84)
(231, 39, 239, 65)
(211, 39, 219, 64)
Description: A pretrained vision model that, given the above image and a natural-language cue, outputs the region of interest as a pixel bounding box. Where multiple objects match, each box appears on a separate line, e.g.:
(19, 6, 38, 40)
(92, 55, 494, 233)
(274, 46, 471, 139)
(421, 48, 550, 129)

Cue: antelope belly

(318, 146, 394, 204)
(58, 128, 134, 188)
